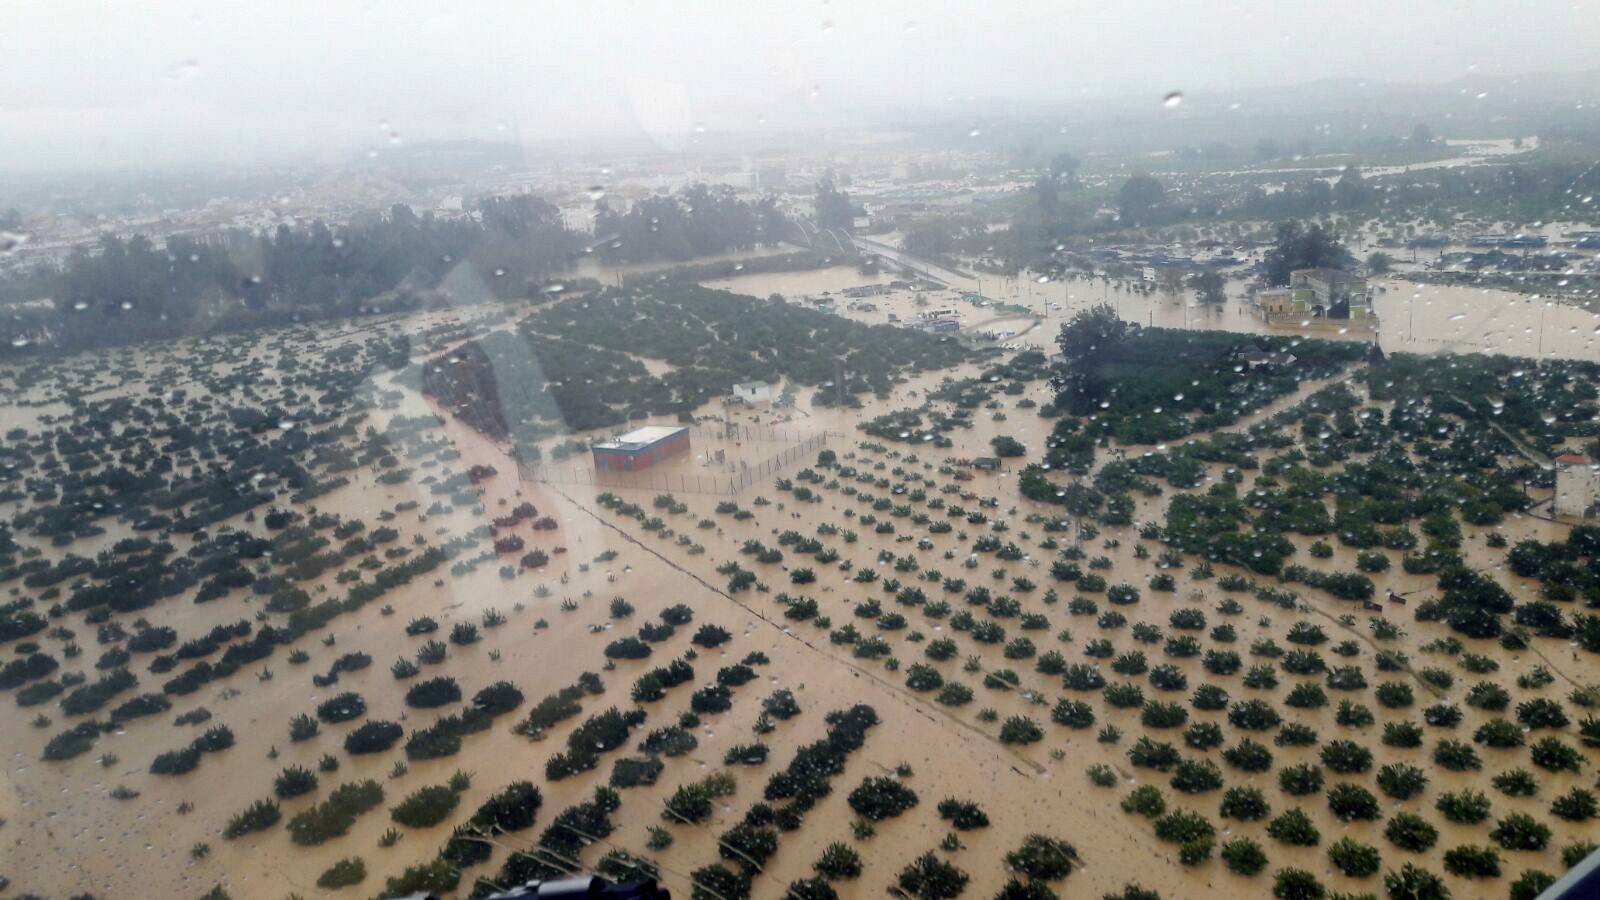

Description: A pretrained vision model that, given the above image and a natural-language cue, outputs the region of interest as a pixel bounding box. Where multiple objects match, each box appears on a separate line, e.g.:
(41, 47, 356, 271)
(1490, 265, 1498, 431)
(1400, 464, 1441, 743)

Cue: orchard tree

(1264, 221, 1353, 285)
(1051, 304, 1130, 415)
(1188, 271, 1226, 306)
(895, 852, 968, 899)
(1117, 175, 1166, 226)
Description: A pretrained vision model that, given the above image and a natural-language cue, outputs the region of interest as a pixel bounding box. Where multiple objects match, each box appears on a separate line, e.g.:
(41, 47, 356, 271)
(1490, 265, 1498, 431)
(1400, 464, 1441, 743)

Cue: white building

(731, 381, 773, 404)
(1554, 454, 1599, 517)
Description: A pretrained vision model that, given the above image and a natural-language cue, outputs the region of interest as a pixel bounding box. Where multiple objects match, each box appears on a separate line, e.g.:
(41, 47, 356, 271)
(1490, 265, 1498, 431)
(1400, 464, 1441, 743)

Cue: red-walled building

(591, 425, 691, 472)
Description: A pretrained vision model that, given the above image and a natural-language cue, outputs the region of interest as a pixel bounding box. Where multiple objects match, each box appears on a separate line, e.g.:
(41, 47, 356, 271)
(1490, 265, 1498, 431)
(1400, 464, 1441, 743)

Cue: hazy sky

(4, 0, 1597, 172)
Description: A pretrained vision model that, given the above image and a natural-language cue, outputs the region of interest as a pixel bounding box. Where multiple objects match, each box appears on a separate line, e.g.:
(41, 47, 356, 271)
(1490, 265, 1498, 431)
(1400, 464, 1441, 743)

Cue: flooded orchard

(6, 11, 1600, 898)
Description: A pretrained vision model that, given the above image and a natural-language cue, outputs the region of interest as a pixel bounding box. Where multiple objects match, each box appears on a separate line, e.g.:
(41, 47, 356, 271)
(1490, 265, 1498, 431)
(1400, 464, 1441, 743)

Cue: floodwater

(1153, 137, 1539, 180)
(552, 244, 806, 286)
(705, 265, 1600, 362)
(703, 264, 899, 300)
(1, 260, 1596, 899)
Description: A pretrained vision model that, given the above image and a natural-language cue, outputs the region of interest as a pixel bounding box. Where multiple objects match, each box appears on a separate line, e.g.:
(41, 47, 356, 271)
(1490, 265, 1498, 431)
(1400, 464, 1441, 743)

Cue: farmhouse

(731, 381, 774, 404)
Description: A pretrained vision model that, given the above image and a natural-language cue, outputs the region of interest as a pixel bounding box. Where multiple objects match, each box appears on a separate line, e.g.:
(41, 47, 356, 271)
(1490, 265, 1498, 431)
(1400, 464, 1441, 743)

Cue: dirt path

(1093, 363, 1369, 473)
(1446, 392, 1553, 469)
(394, 351, 1060, 777)
(545, 481, 1049, 776)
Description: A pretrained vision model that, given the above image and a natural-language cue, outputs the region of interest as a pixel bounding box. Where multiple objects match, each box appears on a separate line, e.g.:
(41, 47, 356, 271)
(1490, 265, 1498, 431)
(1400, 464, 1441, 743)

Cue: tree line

(592, 184, 788, 264)
(992, 154, 1600, 272)
(0, 186, 787, 353)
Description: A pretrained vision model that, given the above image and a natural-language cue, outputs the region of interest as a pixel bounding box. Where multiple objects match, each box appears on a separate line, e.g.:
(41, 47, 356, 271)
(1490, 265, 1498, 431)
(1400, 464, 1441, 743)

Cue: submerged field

(1, 288, 1599, 900)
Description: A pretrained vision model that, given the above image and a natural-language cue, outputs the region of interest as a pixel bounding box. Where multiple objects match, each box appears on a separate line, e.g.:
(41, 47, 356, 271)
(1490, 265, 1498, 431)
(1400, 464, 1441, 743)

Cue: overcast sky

(3, 0, 1597, 173)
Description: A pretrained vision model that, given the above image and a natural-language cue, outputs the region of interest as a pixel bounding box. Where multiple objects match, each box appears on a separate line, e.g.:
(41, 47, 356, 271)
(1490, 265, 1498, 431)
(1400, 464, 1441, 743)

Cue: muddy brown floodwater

(707, 265, 1600, 363)
(1, 281, 1596, 899)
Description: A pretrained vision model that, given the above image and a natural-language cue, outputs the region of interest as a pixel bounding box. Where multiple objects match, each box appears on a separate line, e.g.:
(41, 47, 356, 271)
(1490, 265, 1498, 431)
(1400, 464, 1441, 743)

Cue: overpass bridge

(790, 220, 969, 287)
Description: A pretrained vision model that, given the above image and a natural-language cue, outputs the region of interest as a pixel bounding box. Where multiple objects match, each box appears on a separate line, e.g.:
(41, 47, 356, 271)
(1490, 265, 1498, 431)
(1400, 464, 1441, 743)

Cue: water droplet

(1162, 91, 1184, 108)
(168, 58, 200, 81)
(0, 231, 27, 256)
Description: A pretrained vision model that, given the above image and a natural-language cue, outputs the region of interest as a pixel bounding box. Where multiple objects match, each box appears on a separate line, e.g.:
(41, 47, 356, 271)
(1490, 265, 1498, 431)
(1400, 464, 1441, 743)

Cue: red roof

(1555, 454, 1591, 465)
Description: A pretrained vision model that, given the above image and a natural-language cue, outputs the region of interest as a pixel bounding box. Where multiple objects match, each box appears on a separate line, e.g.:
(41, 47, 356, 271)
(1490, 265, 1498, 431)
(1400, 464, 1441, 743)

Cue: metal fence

(516, 429, 833, 496)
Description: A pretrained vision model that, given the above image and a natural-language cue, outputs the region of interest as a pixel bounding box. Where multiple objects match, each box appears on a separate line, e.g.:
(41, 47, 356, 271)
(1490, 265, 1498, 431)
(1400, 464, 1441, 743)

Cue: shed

(731, 381, 774, 404)
(1555, 454, 1599, 518)
(591, 425, 691, 472)
(1236, 349, 1297, 369)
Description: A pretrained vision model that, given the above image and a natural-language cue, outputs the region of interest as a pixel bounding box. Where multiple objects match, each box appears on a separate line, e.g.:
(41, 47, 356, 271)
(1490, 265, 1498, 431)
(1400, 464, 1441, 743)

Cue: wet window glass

(2, 4, 1599, 899)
